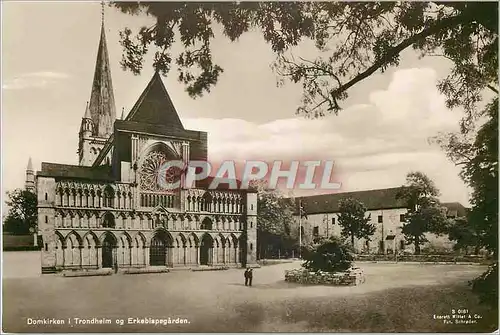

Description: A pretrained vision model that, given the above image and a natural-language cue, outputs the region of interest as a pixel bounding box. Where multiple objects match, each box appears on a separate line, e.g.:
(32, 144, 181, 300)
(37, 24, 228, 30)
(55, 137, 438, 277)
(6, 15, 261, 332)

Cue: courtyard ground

(2, 252, 497, 332)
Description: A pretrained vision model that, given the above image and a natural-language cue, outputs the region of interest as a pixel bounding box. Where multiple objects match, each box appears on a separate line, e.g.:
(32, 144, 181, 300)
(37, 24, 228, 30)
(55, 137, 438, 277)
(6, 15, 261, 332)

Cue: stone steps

(62, 269, 113, 277)
(123, 267, 170, 275)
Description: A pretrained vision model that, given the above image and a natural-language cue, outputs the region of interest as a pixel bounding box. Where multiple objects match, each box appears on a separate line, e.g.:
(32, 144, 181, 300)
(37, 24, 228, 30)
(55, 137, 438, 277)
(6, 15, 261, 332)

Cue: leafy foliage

(112, 2, 316, 98)
(302, 236, 354, 272)
(435, 99, 498, 256)
(3, 189, 38, 235)
(397, 172, 450, 254)
(113, 2, 497, 125)
(255, 183, 297, 258)
(470, 263, 498, 309)
(337, 197, 375, 249)
(447, 217, 480, 255)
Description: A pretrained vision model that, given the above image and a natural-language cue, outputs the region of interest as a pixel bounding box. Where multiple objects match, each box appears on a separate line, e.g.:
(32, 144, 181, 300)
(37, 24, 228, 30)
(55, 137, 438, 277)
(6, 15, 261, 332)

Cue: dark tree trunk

(474, 245, 480, 255)
(351, 234, 355, 251)
(414, 236, 421, 255)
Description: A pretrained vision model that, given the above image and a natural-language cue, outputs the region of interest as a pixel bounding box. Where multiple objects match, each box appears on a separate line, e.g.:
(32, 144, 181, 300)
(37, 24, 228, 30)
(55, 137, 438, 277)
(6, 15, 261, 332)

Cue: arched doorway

(102, 233, 116, 268)
(150, 231, 172, 266)
(200, 234, 213, 265)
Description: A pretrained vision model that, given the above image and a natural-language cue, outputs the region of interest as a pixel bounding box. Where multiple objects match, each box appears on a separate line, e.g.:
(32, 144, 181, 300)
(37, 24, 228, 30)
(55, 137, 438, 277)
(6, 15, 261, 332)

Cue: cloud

(2, 71, 69, 90)
(184, 67, 468, 204)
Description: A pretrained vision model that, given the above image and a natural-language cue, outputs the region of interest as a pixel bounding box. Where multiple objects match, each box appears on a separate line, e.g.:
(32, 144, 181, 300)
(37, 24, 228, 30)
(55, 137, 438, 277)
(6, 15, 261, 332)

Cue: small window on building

(45, 216, 48, 223)
(400, 214, 405, 222)
(45, 193, 48, 201)
(331, 217, 335, 225)
(251, 204, 254, 210)
(45, 243, 48, 252)
(378, 215, 383, 223)
(250, 221, 253, 229)
(313, 226, 319, 236)
(250, 243, 253, 251)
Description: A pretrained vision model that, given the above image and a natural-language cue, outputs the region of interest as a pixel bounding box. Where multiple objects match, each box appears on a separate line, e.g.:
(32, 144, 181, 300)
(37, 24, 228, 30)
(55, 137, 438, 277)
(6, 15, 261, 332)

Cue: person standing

(248, 268, 253, 287)
(244, 268, 250, 286)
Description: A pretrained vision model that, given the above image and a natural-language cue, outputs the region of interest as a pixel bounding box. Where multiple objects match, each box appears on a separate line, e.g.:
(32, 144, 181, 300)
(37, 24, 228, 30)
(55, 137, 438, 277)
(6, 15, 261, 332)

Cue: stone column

(78, 246, 84, 269)
(183, 246, 187, 266)
(235, 246, 240, 265)
(97, 246, 102, 268)
(144, 246, 150, 266)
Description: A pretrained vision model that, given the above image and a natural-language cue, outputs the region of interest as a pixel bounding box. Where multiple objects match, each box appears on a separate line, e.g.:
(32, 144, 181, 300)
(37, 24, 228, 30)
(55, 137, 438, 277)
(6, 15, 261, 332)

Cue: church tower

(78, 4, 116, 166)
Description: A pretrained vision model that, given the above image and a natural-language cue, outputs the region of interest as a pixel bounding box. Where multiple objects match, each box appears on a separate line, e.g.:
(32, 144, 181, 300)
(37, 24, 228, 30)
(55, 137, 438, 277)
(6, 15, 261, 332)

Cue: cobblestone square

(2, 254, 496, 332)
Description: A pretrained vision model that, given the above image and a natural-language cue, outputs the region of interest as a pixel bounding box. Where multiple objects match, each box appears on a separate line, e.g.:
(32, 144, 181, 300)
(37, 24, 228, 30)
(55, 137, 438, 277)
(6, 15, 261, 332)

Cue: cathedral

(29, 17, 257, 274)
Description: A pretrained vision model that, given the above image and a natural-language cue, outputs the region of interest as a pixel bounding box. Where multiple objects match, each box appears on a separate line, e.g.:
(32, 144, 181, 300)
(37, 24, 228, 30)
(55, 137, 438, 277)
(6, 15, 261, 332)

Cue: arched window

(102, 212, 115, 228)
(104, 186, 114, 208)
(202, 193, 212, 212)
(200, 217, 213, 230)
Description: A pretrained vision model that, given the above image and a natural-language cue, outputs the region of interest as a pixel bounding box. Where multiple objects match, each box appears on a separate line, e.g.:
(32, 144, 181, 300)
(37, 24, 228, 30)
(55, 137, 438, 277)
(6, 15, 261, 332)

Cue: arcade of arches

(52, 228, 244, 269)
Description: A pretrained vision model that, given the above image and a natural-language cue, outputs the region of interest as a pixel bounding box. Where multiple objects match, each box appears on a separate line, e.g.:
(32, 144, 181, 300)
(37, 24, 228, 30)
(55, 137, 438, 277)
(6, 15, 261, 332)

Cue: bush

(470, 263, 498, 308)
(302, 236, 354, 272)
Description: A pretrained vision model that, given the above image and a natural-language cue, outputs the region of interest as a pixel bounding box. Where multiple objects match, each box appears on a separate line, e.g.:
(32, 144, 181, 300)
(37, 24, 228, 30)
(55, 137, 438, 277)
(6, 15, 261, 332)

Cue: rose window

(139, 151, 182, 192)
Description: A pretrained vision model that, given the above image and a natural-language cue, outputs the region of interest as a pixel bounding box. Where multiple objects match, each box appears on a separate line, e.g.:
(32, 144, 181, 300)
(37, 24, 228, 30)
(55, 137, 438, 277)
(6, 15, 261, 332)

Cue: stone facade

(294, 207, 408, 254)
(30, 20, 257, 274)
(293, 188, 465, 254)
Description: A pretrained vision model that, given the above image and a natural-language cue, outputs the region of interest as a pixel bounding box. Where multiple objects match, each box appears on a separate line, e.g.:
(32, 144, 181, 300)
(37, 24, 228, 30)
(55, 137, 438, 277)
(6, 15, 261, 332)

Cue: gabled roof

(37, 163, 114, 181)
(441, 202, 468, 218)
(293, 187, 406, 215)
(125, 72, 184, 129)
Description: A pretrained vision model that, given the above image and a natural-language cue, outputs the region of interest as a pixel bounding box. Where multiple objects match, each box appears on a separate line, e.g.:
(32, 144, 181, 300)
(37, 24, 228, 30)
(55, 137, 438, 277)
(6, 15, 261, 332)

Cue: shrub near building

(285, 237, 365, 286)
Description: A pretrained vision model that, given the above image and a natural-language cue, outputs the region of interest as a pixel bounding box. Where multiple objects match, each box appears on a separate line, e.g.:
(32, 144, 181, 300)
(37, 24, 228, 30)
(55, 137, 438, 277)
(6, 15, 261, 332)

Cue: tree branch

(487, 84, 498, 94)
(332, 14, 467, 97)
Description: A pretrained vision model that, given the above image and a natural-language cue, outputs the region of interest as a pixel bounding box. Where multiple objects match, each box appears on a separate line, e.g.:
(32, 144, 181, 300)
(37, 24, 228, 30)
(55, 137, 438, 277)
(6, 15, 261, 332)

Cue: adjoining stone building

(29, 19, 257, 274)
(293, 187, 467, 254)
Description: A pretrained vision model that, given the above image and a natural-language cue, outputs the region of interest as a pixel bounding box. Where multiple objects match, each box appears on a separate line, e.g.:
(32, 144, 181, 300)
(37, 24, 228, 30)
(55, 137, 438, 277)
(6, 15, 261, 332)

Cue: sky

(2, 1, 472, 214)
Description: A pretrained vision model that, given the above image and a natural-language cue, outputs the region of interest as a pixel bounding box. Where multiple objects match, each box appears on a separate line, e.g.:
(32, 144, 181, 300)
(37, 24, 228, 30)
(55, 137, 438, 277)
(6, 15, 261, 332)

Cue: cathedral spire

(27, 157, 33, 171)
(84, 101, 91, 119)
(25, 157, 35, 192)
(88, 2, 116, 138)
(101, 0, 105, 26)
